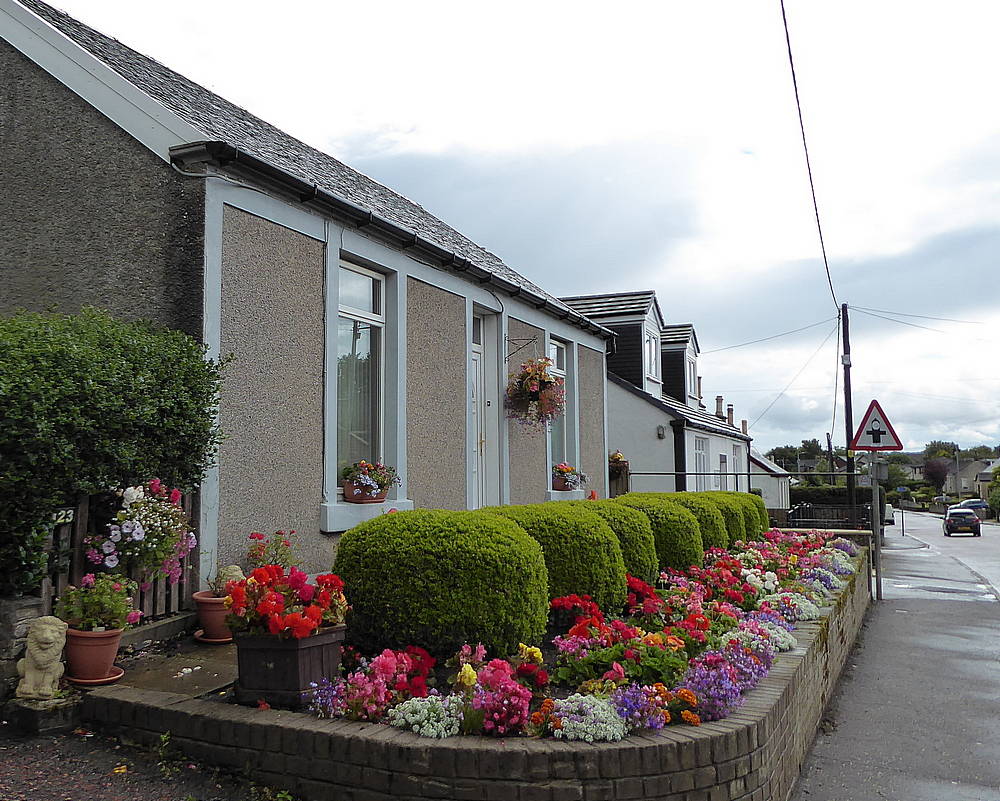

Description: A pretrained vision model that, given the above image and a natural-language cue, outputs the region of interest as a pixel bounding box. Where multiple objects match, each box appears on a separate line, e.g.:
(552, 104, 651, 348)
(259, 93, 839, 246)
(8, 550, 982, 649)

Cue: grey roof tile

(559, 291, 656, 319)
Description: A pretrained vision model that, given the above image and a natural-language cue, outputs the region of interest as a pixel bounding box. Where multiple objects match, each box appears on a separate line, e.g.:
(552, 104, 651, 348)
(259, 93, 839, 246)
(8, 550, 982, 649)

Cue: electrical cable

(852, 306, 983, 324)
(852, 308, 947, 334)
(779, 0, 839, 311)
(702, 316, 837, 354)
(749, 322, 840, 429)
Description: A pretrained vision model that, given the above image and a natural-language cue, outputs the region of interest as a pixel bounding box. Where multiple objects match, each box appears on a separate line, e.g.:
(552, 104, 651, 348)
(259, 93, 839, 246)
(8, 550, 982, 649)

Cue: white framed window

(337, 263, 384, 475)
(718, 453, 728, 490)
(644, 329, 661, 381)
(694, 437, 709, 491)
(548, 339, 569, 467)
(687, 360, 697, 397)
(733, 445, 742, 490)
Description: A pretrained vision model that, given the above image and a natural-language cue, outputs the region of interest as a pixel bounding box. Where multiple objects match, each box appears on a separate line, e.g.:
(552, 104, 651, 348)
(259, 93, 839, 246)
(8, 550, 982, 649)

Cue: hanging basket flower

(504, 357, 566, 429)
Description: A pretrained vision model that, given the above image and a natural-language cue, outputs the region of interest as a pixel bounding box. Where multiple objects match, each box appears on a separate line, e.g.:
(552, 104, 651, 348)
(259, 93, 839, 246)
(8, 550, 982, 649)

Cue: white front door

(470, 347, 487, 508)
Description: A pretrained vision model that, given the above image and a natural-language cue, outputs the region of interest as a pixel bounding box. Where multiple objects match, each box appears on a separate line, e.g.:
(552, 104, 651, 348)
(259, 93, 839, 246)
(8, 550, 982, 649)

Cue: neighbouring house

(946, 460, 989, 497)
(560, 290, 751, 494)
(974, 459, 1000, 499)
(0, 0, 614, 578)
(749, 448, 791, 515)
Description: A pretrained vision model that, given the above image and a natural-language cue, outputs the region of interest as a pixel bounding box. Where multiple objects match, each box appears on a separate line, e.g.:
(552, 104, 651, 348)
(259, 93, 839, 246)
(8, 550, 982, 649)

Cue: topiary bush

(658, 494, 728, 550)
(560, 500, 658, 583)
(613, 493, 704, 571)
(692, 492, 746, 547)
(718, 492, 766, 539)
(482, 504, 627, 612)
(0, 308, 226, 596)
(333, 509, 549, 656)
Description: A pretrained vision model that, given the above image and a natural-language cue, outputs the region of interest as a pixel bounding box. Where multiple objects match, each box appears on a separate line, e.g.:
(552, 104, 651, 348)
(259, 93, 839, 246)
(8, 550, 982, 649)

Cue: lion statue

(16, 616, 68, 700)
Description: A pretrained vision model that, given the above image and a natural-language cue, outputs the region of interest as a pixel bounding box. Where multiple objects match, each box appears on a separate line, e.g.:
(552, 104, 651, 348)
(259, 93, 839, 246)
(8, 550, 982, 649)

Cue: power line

(749, 322, 840, 429)
(702, 316, 838, 354)
(779, 0, 839, 311)
(852, 307, 947, 334)
(852, 306, 983, 325)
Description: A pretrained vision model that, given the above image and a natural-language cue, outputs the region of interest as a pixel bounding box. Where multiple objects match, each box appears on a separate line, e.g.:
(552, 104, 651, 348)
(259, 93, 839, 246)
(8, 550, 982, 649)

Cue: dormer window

(687, 360, 697, 398)
(644, 329, 660, 382)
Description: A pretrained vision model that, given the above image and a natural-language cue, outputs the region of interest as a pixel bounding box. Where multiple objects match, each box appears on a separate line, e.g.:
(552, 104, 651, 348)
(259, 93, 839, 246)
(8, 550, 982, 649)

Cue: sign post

(850, 400, 903, 602)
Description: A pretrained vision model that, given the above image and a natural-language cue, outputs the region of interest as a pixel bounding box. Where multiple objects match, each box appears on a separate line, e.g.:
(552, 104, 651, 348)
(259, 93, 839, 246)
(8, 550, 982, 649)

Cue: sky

(45, 0, 1000, 453)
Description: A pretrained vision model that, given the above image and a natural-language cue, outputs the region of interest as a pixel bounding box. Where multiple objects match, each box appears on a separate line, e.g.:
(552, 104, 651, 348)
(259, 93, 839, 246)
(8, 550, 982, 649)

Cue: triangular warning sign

(850, 399, 903, 451)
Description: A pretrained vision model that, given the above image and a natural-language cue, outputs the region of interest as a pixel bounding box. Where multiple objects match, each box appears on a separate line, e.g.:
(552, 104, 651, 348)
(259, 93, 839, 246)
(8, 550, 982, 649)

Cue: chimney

(697, 376, 703, 399)
(741, 419, 748, 435)
(715, 396, 724, 418)
(727, 404, 734, 426)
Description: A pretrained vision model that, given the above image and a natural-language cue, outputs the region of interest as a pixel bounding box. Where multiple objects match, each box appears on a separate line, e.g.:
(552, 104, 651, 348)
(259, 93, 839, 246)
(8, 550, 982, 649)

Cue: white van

(884, 504, 895, 525)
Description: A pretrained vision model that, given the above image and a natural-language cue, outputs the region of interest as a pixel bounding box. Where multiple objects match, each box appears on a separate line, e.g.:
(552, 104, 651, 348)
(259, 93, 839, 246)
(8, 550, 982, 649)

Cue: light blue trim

(498, 311, 511, 504)
(383, 269, 409, 501)
(322, 223, 340, 503)
(321, 498, 415, 532)
(465, 299, 477, 510)
(545, 488, 586, 501)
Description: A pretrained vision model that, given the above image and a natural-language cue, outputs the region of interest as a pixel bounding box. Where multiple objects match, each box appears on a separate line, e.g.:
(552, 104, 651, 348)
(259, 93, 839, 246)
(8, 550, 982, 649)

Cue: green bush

(482, 504, 627, 612)
(613, 493, 704, 571)
(717, 492, 767, 539)
(658, 494, 728, 550)
(691, 493, 746, 547)
(790, 484, 886, 509)
(333, 509, 548, 655)
(0, 309, 225, 596)
(560, 500, 658, 583)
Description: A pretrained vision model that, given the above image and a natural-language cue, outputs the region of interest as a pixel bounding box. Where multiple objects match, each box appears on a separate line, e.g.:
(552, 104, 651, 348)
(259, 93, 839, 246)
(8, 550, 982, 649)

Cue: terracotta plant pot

(342, 480, 388, 504)
(234, 624, 347, 709)
(65, 628, 123, 683)
(552, 476, 574, 492)
(192, 591, 233, 643)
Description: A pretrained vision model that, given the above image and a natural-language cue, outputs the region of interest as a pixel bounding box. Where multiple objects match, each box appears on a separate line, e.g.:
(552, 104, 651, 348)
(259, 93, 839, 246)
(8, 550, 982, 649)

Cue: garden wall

(81, 549, 870, 801)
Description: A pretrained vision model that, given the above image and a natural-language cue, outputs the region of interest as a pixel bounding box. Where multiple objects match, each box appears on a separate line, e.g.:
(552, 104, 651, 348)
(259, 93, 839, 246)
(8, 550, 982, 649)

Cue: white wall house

(750, 448, 791, 511)
(562, 291, 751, 495)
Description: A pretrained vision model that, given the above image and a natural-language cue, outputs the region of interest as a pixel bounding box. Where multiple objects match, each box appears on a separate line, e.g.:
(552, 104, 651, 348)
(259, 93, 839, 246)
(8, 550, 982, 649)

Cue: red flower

(316, 574, 344, 592)
(249, 532, 265, 541)
(304, 604, 323, 623)
(169, 488, 182, 506)
(535, 669, 549, 686)
(624, 648, 639, 662)
(267, 613, 283, 635)
(298, 584, 315, 603)
(283, 612, 317, 639)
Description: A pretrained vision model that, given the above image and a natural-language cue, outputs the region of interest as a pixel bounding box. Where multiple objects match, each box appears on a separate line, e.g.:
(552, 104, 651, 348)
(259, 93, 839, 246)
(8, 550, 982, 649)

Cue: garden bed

(80, 547, 869, 801)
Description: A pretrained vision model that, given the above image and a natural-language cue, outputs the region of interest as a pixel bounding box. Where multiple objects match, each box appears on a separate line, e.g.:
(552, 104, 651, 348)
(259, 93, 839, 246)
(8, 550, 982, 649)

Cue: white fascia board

(0, 0, 205, 161)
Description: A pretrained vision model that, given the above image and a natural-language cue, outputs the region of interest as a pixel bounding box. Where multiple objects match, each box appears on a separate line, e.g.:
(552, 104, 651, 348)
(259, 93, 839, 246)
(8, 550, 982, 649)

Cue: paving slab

(118, 639, 236, 697)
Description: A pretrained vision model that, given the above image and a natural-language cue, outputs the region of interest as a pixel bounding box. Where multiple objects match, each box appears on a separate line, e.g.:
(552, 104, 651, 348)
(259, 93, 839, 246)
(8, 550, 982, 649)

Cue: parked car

(943, 508, 982, 537)
(933, 495, 955, 503)
(958, 498, 990, 511)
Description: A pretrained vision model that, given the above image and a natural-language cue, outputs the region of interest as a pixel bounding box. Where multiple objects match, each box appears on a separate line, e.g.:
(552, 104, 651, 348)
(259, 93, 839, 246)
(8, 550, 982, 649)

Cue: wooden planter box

(233, 624, 346, 709)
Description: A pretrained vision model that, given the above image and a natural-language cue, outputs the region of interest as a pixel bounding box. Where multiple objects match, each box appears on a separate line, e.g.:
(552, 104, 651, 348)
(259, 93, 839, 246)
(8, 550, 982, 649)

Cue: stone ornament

(216, 564, 245, 588)
(16, 616, 69, 700)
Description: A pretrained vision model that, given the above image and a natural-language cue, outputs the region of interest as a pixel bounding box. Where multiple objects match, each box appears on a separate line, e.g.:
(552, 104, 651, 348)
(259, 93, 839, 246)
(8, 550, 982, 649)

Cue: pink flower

(112, 582, 122, 591)
(148, 478, 162, 495)
(126, 610, 142, 625)
(287, 567, 308, 591)
(81, 574, 96, 588)
(602, 661, 626, 682)
(169, 488, 182, 505)
(298, 584, 315, 603)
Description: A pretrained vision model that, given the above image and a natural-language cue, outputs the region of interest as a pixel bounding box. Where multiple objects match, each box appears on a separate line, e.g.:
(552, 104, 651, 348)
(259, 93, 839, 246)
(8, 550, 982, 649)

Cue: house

(974, 459, 1000, 499)
(560, 291, 751, 494)
(749, 448, 791, 513)
(946, 460, 989, 496)
(0, 0, 614, 578)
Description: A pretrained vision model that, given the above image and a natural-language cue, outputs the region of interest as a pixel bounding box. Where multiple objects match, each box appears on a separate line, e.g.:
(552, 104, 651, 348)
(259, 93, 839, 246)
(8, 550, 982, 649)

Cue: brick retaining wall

(83, 550, 870, 801)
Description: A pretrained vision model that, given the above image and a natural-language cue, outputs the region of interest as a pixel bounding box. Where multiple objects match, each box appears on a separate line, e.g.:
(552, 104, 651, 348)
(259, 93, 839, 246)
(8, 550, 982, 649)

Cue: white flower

(105, 554, 120, 568)
(131, 524, 145, 542)
(101, 541, 116, 554)
(122, 486, 144, 506)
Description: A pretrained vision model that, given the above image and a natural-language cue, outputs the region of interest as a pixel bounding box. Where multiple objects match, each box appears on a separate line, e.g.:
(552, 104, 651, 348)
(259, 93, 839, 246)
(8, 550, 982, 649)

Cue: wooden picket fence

(41, 493, 199, 623)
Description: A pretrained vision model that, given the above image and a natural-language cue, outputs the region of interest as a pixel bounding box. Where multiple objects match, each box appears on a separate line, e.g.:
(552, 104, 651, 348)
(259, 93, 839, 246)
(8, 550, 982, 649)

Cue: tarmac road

(791, 512, 1000, 801)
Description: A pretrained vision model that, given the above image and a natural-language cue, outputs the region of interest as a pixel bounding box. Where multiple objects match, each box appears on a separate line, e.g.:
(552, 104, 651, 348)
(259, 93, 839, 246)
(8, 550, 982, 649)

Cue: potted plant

(55, 573, 142, 685)
(608, 450, 629, 479)
(552, 462, 588, 492)
(83, 479, 197, 585)
(225, 565, 349, 709)
(340, 460, 400, 503)
(192, 564, 245, 643)
(504, 357, 566, 429)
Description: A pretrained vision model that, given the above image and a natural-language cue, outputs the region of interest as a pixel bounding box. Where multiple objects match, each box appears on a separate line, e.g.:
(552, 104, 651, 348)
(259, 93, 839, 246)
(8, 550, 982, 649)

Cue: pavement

(791, 512, 1000, 801)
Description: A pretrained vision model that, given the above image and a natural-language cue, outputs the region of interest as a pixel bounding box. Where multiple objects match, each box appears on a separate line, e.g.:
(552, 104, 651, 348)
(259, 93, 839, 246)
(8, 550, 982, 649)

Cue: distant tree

(800, 438, 823, 458)
(885, 463, 909, 490)
(887, 453, 913, 465)
(923, 458, 952, 492)
(959, 445, 995, 460)
(766, 445, 800, 468)
(924, 441, 959, 460)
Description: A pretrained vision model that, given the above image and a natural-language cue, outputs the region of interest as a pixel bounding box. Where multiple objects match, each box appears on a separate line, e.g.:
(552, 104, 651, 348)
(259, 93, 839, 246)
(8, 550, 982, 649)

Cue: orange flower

(665, 635, 687, 652)
(676, 688, 698, 707)
(681, 710, 701, 726)
(662, 710, 672, 725)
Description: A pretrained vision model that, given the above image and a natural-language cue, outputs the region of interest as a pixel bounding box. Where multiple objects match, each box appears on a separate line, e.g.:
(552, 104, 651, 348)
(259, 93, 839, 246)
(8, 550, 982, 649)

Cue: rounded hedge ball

(662, 494, 729, 551)
(613, 493, 705, 572)
(481, 504, 627, 612)
(561, 500, 658, 583)
(333, 509, 549, 657)
(691, 492, 747, 547)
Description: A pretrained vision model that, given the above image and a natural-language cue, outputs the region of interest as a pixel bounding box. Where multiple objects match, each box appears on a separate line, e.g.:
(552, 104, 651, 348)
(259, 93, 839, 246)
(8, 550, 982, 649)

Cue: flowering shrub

(84, 479, 195, 583)
(55, 573, 142, 631)
(340, 460, 400, 498)
(504, 357, 566, 428)
(473, 658, 533, 736)
(246, 530, 296, 569)
(388, 694, 463, 738)
(225, 566, 348, 639)
(550, 694, 628, 742)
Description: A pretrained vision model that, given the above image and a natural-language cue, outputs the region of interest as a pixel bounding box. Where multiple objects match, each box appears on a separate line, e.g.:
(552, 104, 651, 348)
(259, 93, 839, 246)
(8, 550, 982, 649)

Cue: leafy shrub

(717, 492, 767, 539)
(789, 484, 886, 508)
(0, 309, 225, 596)
(659, 494, 728, 550)
(482, 504, 627, 612)
(333, 509, 548, 656)
(691, 493, 746, 547)
(560, 500, 658, 583)
(613, 494, 704, 571)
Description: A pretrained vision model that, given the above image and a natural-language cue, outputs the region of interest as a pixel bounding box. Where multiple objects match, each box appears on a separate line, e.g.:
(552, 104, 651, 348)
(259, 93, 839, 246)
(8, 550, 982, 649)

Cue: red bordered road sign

(850, 399, 903, 451)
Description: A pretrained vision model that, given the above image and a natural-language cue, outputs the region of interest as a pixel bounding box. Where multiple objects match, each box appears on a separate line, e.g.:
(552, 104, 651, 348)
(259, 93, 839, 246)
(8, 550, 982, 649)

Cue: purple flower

(677, 652, 744, 722)
(101, 540, 116, 554)
(86, 549, 103, 564)
(104, 554, 120, 568)
(80, 573, 96, 588)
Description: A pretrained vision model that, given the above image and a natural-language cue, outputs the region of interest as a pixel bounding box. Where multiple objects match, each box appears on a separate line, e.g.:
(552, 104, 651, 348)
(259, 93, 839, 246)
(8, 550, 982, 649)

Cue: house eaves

(609, 373, 751, 441)
(6, 0, 613, 341)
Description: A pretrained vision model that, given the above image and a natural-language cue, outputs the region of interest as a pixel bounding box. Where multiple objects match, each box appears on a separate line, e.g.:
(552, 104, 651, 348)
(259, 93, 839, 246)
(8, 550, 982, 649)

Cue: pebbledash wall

(82, 551, 871, 801)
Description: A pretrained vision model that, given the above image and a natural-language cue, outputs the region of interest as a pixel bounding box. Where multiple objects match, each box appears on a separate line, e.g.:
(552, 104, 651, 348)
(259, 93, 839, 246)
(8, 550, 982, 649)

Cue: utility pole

(842, 303, 857, 515)
(826, 432, 835, 484)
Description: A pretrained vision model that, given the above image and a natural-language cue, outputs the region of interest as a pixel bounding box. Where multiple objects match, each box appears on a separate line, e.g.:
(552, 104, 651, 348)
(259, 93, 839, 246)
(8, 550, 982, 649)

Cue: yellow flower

(112, 765, 128, 775)
(518, 643, 543, 664)
(457, 663, 477, 688)
(789, 554, 798, 565)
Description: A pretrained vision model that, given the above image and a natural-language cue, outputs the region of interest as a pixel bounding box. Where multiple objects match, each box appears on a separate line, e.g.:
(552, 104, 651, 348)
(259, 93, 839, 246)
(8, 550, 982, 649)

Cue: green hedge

(333, 509, 548, 655)
(718, 492, 767, 539)
(0, 309, 225, 596)
(613, 493, 704, 571)
(657, 494, 728, 550)
(482, 504, 627, 612)
(790, 484, 886, 509)
(560, 500, 658, 583)
(691, 492, 746, 547)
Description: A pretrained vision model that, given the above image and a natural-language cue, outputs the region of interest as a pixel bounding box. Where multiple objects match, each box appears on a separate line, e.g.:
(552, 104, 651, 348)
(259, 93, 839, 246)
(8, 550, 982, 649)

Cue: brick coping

(83, 549, 871, 801)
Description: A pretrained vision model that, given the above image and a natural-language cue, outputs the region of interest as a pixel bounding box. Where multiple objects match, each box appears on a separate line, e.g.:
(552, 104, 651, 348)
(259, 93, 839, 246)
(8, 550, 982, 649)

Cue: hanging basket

(505, 357, 566, 429)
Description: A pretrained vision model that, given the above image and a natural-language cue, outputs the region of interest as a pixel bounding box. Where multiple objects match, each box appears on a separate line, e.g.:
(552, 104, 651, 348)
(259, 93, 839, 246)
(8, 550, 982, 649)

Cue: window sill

(545, 488, 587, 502)
(321, 498, 414, 533)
